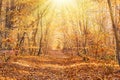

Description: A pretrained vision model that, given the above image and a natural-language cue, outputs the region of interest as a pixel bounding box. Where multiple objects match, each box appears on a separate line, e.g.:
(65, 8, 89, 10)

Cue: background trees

(0, 0, 120, 64)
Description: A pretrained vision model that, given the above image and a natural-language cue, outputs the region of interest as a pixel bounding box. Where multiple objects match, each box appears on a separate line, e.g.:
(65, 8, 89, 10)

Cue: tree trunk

(5, 1, 10, 29)
(0, 0, 2, 17)
(38, 15, 43, 56)
(107, 0, 120, 65)
(5, 0, 15, 29)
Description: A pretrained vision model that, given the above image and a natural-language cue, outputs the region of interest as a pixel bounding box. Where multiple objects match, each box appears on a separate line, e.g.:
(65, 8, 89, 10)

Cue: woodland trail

(47, 50, 71, 58)
(0, 52, 120, 80)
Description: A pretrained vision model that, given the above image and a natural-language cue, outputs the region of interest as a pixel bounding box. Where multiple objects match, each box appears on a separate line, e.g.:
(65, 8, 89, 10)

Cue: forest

(0, 0, 120, 80)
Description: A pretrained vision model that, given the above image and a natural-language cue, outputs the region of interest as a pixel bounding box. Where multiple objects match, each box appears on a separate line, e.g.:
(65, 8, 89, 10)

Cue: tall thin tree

(107, 0, 120, 65)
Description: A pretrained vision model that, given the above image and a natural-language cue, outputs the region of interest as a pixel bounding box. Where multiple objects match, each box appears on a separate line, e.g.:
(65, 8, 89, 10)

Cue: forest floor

(0, 50, 120, 80)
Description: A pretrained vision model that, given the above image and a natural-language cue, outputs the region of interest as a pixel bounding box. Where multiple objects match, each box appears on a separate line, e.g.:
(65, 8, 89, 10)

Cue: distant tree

(38, 3, 50, 55)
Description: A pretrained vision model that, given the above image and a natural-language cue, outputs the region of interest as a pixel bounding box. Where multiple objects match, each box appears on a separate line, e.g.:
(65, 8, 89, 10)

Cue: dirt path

(12, 60, 119, 69)
(0, 54, 120, 80)
(47, 50, 69, 58)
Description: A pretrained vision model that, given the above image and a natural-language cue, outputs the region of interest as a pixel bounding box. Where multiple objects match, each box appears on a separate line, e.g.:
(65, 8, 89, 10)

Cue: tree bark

(107, 0, 120, 65)
(5, 0, 15, 29)
(0, 0, 2, 17)
(38, 15, 43, 55)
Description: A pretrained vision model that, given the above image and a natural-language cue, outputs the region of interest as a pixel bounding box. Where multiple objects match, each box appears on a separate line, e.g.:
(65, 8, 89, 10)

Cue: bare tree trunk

(107, 0, 120, 65)
(5, 0, 14, 29)
(5, 1, 10, 29)
(44, 24, 49, 55)
(0, 0, 2, 49)
(31, 18, 39, 55)
(38, 15, 43, 55)
(37, 4, 49, 55)
(9, 0, 15, 28)
(0, 0, 2, 17)
(83, 20, 88, 55)
(16, 32, 26, 49)
(32, 28, 38, 55)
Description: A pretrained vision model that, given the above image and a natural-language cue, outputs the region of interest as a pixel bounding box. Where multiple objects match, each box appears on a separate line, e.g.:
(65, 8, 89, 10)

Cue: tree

(107, 0, 120, 65)
(38, 2, 50, 55)
(0, 0, 2, 17)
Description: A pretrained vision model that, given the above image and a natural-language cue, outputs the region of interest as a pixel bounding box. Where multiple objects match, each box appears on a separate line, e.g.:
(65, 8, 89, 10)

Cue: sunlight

(52, 0, 74, 7)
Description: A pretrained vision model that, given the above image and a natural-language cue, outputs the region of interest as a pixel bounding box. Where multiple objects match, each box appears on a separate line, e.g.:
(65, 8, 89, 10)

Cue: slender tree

(38, 4, 50, 55)
(0, 0, 2, 17)
(107, 0, 120, 65)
